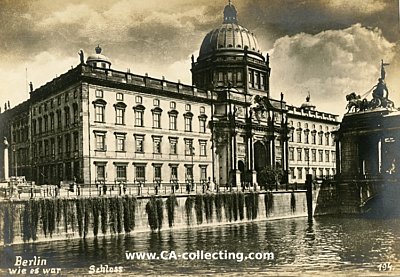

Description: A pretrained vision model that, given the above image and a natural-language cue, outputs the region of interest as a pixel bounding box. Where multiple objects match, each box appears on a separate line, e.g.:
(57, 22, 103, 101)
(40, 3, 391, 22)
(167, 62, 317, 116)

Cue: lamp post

(191, 145, 195, 191)
(12, 143, 17, 177)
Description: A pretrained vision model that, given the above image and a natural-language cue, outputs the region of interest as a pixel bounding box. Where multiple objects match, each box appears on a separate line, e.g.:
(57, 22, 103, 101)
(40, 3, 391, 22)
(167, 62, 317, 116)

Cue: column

(4, 138, 9, 181)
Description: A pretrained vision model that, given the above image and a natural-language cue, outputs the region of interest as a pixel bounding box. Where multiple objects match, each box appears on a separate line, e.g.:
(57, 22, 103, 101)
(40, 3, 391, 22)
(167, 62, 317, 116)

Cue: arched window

(92, 99, 107, 123)
(184, 112, 193, 132)
(114, 102, 127, 125)
(133, 105, 145, 127)
(151, 107, 163, 129)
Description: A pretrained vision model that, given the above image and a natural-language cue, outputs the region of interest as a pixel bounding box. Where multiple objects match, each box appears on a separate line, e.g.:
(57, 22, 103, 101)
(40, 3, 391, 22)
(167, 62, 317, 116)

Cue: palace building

(286, 96, 339, 184)
(0, 1, 338, 187)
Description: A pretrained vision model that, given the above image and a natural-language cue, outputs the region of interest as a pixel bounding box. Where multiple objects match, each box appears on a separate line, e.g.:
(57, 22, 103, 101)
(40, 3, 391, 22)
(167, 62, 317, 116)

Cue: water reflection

(1, 217, 400, 275)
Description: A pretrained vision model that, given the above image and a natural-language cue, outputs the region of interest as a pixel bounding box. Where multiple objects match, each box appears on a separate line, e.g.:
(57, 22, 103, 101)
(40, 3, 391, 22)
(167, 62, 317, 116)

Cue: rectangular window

(95, 133, 105, 151)
(185, 139, 193, 156)
(312, 149, 317, 162)
(170, 166, 178, 180)
(135, 110, 144, 126)
(318, 133, 323, 145)
(237, 70, 242, 82)
(116, 134, 125, 152)
(248, 70, 254, 87)
(169, 138, 177, 155)
(289, 148, 294, 161)
(116, 93, 124, 101)
(57, 136, 63, 154)
(170, 101, 176, 109)
(199, 140, 207, 156)
(49, 114, 54, 131)
(332, 151, 336, 162)
(153, 136, 162, 154)
(305, 132, 309, 144)
(73, 132, 79, 152)
(153, 113, 161, 128)
(154, 165, 162, 180)
(312, 133, 316, 144)
(57, 110, 62, 129)
(218, 72, 224, 82)
(185, 117, 192, 132)
(186, 166, 193, 180)
(135, 165, 145, 181)
(227, 71, 233, 82)
(290, 167, 295, 179)
(305, 149, 310, 162)
(325, 134, 330, 146)
(199, 118, 206, 133)
(153, 99, 160, 106)
(116, 165, 127, 181)
(185, 104, 191, 111)
(135, 135, 144, 153)
(297, 148, 302, 161)
(97, 165, 105, 180)
(95, 106, 105, 122)
(169, 115, 177, 130)
(319, 150, 324, 162)
(325, 168, 330, 177)
(116, 108, 125, 125)
(73, 106, 79, 124)
(96, 89, 103, 98)
(65, 134, 71, 153)
(325, 150, 330, 162)
(135, 96, 142, 104)
(200, 166, 207, 181)
(43, 116, 49, 132)
(297, 168, 303, 180)
(319, 168, 324, 178)
(65, 109, 70, 127)
(50, 139, 55, 156)
(296, 130, 302, 143)
(200, 106, 205, 114)
(44, 140, 49, 157)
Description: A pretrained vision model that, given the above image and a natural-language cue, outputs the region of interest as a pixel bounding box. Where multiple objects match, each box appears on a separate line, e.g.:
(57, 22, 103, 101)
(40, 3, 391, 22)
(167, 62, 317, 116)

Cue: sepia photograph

(0, 0, 399, 276)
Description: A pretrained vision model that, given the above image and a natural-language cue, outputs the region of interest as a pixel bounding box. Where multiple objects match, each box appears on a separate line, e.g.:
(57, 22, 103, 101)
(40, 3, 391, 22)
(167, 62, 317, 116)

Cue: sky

(0, 0, 399, 116)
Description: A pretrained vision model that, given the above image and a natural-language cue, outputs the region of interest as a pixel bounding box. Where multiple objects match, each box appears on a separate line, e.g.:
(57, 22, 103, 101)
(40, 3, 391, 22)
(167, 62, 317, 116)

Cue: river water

(1, 216, 400, 276)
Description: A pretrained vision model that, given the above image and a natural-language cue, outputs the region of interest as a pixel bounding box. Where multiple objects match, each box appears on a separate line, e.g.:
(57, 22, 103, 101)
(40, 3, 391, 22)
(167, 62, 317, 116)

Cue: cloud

(269, 24, 395, 115)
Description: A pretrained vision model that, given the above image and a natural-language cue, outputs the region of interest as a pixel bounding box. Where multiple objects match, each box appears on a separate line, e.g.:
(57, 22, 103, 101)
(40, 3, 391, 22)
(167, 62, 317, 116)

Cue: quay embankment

(0, 188, 314, 245)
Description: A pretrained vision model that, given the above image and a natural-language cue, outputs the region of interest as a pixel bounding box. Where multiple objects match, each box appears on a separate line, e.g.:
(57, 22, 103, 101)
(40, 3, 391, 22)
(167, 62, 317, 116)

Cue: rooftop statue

(346, 60, 395, 113)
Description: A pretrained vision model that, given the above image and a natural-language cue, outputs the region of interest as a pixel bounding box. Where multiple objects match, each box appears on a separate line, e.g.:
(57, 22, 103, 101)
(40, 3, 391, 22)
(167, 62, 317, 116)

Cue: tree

(257, 167, 283, 190)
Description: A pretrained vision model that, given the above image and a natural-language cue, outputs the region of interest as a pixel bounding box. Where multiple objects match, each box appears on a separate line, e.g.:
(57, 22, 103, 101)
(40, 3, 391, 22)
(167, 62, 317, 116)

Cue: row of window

(289, 148, 336, 163)
(96, 90, 205, 113)
(289, 167, 336, 180)
(33, 89, 80, 116)
(96, 163, 208, 182)
(32, 104, 80, 135)
(94, 102, 207, 133)
(94, 132, 208, 156)
(290, 129, 333, 146)
(290, 121, 332, 131)
(32, 132, 79, 159)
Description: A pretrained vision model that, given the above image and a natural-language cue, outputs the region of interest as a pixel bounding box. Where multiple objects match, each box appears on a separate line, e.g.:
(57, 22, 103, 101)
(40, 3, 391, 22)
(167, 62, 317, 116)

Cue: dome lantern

(223, 0, 238, 24)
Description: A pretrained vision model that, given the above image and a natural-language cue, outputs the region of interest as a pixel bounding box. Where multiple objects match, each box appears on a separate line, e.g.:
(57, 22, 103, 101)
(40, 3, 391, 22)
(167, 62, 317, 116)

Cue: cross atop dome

(223, 0, 238, 24)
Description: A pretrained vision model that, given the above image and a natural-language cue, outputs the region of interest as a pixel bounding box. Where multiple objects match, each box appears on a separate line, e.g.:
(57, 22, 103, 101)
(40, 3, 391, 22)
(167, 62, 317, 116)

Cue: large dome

(198, 1, 261, 58)
(199, 24, 261, 57)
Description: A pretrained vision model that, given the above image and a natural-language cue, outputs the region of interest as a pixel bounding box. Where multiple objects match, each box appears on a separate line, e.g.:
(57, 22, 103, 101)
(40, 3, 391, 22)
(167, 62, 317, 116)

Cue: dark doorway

(254, 141, 267, 172)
